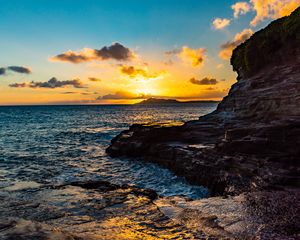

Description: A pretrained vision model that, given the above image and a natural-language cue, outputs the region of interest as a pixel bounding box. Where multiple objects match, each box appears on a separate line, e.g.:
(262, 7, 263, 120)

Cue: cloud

(0, 66, 31, 75)
(9, 77, 85, 89)
(206, 87, 216, 90)
(99, 91, 151, 100)
(250, 0, 300, 26)
(88, 77, 101, 82)
(62, 91, 97, 95)
(50, 43, 135, 63)
(178, 46, 206, 67)
(120, 65, 161, 79)
(164, 59, 174, 66)
(7, 66, 31, 74)
(165, 46, 206, 67)
(0, 68, 5, 75)
(8, 83, 27, 88)
(165, 49, 181, 55)
(217, 64, 224, 69)
(190, 77, 218, 85)
(232, 2, 251, 18)
(212, 18, 231, 30)
(219, 28, 253, 60)
(62, 91, 77, 94)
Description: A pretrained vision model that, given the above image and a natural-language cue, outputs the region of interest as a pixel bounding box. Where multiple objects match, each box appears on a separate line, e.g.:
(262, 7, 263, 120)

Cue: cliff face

(107, 7, 300, 193)
(106, 9, 300, 238)
(183, 8, 300, 156)
(216, 7, 300, 122)
(231, 7, 300, 79)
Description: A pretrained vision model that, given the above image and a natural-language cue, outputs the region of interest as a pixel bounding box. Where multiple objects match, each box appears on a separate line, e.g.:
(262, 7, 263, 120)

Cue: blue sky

(0, 0, 298, 104)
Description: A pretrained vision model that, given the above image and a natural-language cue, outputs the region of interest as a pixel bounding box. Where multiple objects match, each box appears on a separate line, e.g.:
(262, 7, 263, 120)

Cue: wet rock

(0, 218, 83, 240)
(0, 182, 211, 239)
(66, 180, 158, 200)
(69, 180, 119, 191)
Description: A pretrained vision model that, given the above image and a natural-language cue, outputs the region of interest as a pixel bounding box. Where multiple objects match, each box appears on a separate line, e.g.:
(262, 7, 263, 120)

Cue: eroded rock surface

(0, 181, 212, 239)
(107, 8, 300, 239)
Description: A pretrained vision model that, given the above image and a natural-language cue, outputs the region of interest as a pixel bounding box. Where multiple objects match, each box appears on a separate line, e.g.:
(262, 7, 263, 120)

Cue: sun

(135, 81, 158, 97)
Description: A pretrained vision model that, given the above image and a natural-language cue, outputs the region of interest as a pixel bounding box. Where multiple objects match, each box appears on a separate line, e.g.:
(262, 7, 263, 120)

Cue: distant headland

(136, 98, 219, 105)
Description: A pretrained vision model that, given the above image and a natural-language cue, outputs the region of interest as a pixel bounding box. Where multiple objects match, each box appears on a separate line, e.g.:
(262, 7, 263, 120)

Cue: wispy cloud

(228, 0, 300, 26)
(8, 83, 27, 88)
(9, 77, 85, 89)
(179, 46, 206, 67)
(165, 46, 206, 67)
(212, 18, 231, 30)
(50, 43, 135, 63)
(232, 2, 251, 18)
(165, 49, 181, 55)
(190, 77, 218, 85)
(217, 64, 224, 69)
(88, 77, 101, 82)
(120, 65, 164, 80)
(250, 0, 300, 26)
(219, 28, 253, 60)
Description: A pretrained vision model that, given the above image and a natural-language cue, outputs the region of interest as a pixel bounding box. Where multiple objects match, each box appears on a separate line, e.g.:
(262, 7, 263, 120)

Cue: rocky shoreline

(1, 7, 299, 240)
(107, 8, 300, 239)
(1, 179, 298, 239)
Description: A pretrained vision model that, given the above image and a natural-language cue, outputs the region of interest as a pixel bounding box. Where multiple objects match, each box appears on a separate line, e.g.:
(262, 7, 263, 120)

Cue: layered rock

(107, 8, 300, 238)
(108, 7, 300, 195)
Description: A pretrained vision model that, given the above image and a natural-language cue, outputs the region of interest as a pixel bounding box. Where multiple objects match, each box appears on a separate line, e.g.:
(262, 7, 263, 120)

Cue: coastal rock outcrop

(0, 180, 212, 239)
(107, 8, 300, 238)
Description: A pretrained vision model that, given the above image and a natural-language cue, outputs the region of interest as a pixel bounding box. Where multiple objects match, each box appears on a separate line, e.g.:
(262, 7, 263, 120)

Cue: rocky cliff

(107, 8, 300, 239)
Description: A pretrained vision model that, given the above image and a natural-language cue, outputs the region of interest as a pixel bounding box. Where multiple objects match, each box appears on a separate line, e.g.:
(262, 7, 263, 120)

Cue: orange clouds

(219, 28, 253, 60)
(212, 18, 231, 29)
(214, 1, 299, 62)
(120, 66, 150, 78)
(232, 2, 251, 18)
(88, 77, 101, 82)
(165, 46, 206, 67)
(120, 65, 165, 80)
(50, 43, 135, 63)
(178, 46, 206, 67)
(215, 1, 299, 32)
(250, 0, 300, 26)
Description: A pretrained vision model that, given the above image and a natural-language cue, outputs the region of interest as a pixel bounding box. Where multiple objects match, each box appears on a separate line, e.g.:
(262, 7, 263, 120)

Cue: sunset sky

(0, 0, 299, 105)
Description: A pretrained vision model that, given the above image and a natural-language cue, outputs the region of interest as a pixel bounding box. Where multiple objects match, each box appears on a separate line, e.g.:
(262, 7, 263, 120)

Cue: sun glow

(136, 83, 157, 96)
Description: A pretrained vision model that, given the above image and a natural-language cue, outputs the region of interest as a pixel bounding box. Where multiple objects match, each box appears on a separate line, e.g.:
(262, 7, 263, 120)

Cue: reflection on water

(0, 104, 218, 238)
(3, 181, 41, 191)
(0, 183, 208, 239)
(0, 104, 216, 199)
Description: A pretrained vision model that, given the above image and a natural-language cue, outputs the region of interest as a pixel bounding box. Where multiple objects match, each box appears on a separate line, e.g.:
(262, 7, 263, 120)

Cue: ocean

(0, 103, 217, 199)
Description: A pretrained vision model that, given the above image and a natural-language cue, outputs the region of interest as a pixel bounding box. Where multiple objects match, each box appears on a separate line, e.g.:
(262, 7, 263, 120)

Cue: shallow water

(0, 103, 217, 199)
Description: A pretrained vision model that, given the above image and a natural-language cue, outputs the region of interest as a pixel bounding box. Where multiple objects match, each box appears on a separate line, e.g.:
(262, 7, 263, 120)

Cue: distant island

(137, 98, 219, 105)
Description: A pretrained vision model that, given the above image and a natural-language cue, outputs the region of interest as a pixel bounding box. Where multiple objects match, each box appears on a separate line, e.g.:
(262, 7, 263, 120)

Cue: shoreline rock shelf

(107, 8, 300, 239)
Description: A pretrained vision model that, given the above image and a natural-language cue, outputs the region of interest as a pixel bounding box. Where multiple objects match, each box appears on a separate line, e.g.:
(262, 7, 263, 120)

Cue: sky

(0, 0, 299, 105)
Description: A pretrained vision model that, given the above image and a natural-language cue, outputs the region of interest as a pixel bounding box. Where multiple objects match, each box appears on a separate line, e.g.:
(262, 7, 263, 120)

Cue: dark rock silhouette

(137, 98, 180, 104)
(136, 97, 218, 105)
